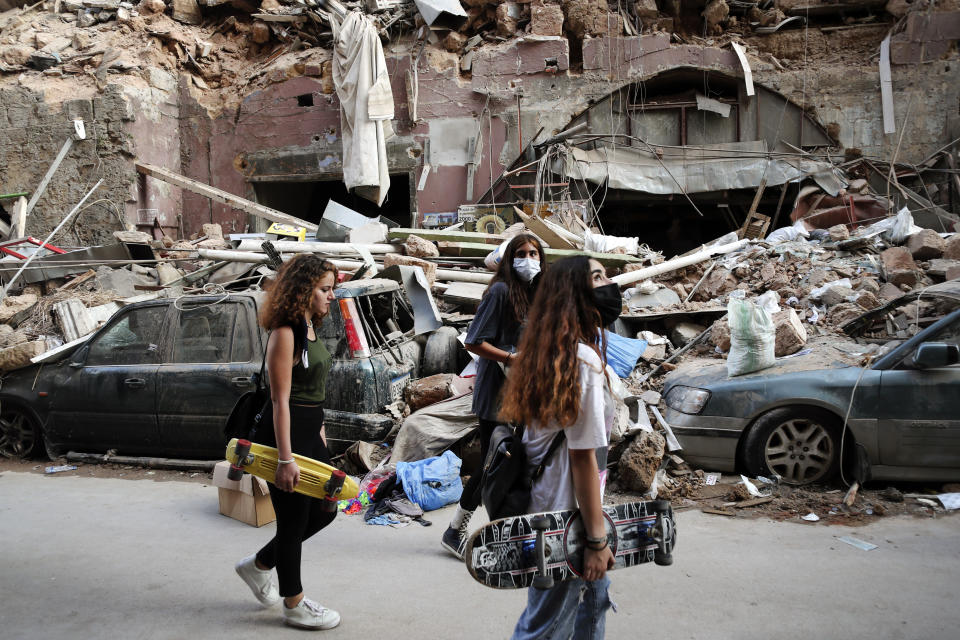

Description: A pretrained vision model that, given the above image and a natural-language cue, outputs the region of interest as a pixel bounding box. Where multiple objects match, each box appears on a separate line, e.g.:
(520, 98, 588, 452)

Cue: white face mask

(512, 257, 541, 283)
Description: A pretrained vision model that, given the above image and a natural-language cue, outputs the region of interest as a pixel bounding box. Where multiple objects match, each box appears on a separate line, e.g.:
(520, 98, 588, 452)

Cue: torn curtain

(332, 11, 394, 207)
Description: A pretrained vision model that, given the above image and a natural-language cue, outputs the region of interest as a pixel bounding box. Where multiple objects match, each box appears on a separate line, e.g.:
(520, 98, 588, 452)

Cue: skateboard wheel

(532, 575, 554, 589)
(227, 463, 244, 481)
(654, 551, 673, 566)
(530, 515, 550, 531)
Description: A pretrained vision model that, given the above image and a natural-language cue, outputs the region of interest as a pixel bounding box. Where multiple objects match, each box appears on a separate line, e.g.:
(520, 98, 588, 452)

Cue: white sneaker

(235, 555, 280, 607)
(283, 597, 341, 630)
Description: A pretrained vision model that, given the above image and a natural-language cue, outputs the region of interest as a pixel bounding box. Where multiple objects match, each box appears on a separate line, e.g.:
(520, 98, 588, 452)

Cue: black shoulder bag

(481, 424, 566, 520)
(223, 333, 271, 441)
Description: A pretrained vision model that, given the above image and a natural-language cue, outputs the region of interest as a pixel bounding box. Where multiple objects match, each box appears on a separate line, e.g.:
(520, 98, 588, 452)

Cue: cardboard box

(212, 461, 276, 527)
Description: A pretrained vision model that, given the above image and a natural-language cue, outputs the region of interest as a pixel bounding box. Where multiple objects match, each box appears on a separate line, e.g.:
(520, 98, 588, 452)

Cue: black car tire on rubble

(0, 404, 41, 459)
(740, 406, 841, 485)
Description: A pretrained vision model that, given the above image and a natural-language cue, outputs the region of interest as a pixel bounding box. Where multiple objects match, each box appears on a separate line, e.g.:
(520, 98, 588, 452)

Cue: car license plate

(390, 374, 411, 403)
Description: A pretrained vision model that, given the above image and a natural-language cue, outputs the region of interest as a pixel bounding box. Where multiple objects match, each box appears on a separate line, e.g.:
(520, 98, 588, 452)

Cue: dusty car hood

(664, 339, 877, 421)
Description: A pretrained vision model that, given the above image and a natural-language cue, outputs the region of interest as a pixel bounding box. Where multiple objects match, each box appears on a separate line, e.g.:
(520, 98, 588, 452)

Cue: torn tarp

(559, 141, 845, 196)
(413, 0, 468, 29)
(332, 11, 394, 207)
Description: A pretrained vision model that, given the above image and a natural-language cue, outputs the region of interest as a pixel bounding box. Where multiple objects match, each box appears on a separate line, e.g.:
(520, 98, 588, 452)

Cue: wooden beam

(388, 228, 504, 244)
(12, 196, 27, 239)
(135, 162, 318, 231)
(513, 207, 576, 249)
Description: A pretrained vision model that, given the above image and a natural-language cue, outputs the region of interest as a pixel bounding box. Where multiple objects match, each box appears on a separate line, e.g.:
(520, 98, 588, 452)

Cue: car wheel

(422, 326, 460, 376)
(741, 407, 840, 485)
(0, 405, 40, 459)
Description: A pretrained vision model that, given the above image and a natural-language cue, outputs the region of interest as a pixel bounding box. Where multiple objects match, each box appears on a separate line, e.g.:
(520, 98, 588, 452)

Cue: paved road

(1, 470, 958, 639)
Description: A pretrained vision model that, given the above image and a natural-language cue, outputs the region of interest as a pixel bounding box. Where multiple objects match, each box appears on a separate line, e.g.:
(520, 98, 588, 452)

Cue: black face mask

(592, 283, 622, 327)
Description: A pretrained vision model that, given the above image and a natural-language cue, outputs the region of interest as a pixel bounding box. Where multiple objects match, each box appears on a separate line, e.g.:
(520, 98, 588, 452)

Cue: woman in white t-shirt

(499, 255, 624, 639)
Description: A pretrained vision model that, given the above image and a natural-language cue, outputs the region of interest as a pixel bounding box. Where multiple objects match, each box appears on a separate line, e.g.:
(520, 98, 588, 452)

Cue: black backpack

(480, 424, 565, 520)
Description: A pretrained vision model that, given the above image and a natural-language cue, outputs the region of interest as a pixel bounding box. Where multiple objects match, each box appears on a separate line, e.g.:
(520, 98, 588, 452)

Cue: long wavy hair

(499, 256, 607, 428)
(259, 254, 339, 330)
(488, 232, 545, 322)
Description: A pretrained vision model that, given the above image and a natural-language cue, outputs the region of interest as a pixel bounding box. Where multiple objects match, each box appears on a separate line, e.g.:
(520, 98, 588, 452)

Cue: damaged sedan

(662, 309, 960, 485)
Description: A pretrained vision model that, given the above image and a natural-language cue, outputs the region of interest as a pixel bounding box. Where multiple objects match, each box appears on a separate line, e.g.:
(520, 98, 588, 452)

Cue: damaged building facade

(1, 0, 959, 250)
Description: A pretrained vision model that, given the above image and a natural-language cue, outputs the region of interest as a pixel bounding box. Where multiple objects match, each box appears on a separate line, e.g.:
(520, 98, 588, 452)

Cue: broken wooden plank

(250, 12, 307, 22)
(701, 508, 736, 517)
(443, 281, 487, 306)
(388, 228, 504, 245)
(734, 496, 774, 509)
(59, 268, 97, 291)
(135, 162, 317, 231)
(514, 206, 576, 249)
(12, 196, 26, 239)
(879, 35, 895, 135)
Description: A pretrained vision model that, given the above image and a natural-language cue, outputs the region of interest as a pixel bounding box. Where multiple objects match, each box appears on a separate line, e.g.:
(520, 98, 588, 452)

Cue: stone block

(759, 262, 776, 281)
(496, 3, 519, 37)
(95, 266, 155, 298)
(947, 265, 960, 281)
(617, 430, 665, 493)
(139, 0, 166, 15)
(320, 62, 334, 94)
(820, 285, 856, 307)
(251, 21, 270, 44)
(772, 309, 807, 357)
(701, 0, 728, 35)
(881, 246, 918, 288)
(171, 0, 202, 25)
(404, 373, 457, 413)
(114, 230, 154, 244)
(827, 224, 849, 242)
(827, 302, 863, 327)
(156, 263, 182, 285)
(202, 223, 224, 239)
(856, 291, 881, 310)
(0, 293, 38, 323)
(857, 277, 880, 295)
(0, 45, 33, 66)
(905, 229, 945, 260)
(531, 4, 564, 36)
(710, 317, 730, 352)
(145, 66, 177, 92)
(383, 254, 437, 286)
(925, 258, 960, 279)
(442, 31, 466, 53)
(634, 0, 658, 19)
(0, 340, 46, 373)
(670, 322, 705, 347)
(943, 234, 960, 260)
(878, 282, 903, 301)
(404, 234, 440, 259)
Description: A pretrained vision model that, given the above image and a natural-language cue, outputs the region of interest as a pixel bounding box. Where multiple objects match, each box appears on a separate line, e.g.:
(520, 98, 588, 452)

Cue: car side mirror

(914, 342, 960, 369)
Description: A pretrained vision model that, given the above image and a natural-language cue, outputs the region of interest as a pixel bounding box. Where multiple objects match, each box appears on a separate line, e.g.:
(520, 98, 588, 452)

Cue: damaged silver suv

(0, 279, 462, 459)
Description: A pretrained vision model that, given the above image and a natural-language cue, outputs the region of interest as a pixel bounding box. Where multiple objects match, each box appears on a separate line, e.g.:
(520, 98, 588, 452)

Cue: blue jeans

(511, 575, 613, 640)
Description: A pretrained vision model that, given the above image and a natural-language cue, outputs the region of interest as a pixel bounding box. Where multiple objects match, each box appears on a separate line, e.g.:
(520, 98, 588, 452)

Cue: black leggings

(254, 403, 336, 597)
(459, 418, 498, 512)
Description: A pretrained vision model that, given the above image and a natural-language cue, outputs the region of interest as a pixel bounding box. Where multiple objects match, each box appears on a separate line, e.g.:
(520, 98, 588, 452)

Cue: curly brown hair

(259, 254, 339, 330)
(498, 256, 607, 428)
(488, 232, 545, 322)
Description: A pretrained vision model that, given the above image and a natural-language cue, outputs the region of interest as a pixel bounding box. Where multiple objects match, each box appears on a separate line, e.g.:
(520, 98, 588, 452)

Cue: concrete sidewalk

(1, 471, 959, 639)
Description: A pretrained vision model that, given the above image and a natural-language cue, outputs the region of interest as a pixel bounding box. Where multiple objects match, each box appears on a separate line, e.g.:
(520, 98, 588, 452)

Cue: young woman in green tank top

(233, 254, 343, 631)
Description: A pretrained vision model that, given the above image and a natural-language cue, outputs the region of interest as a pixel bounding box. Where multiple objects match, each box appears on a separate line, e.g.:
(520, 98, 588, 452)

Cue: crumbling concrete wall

(0, 85, 137, 246)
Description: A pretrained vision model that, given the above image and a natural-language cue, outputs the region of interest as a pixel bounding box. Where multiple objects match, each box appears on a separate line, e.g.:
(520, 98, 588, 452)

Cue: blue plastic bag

(395, 450, 463, 512)
(603, 330, 647, 378)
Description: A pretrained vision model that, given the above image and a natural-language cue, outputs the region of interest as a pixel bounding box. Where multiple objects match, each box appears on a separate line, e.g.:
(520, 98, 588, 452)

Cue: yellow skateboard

(226, 439, 359, 508)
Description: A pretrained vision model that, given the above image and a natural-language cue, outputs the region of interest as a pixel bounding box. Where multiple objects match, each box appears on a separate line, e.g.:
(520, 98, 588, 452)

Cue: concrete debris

(617, 430, 666, 493)
(404, 373, 458, 413)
